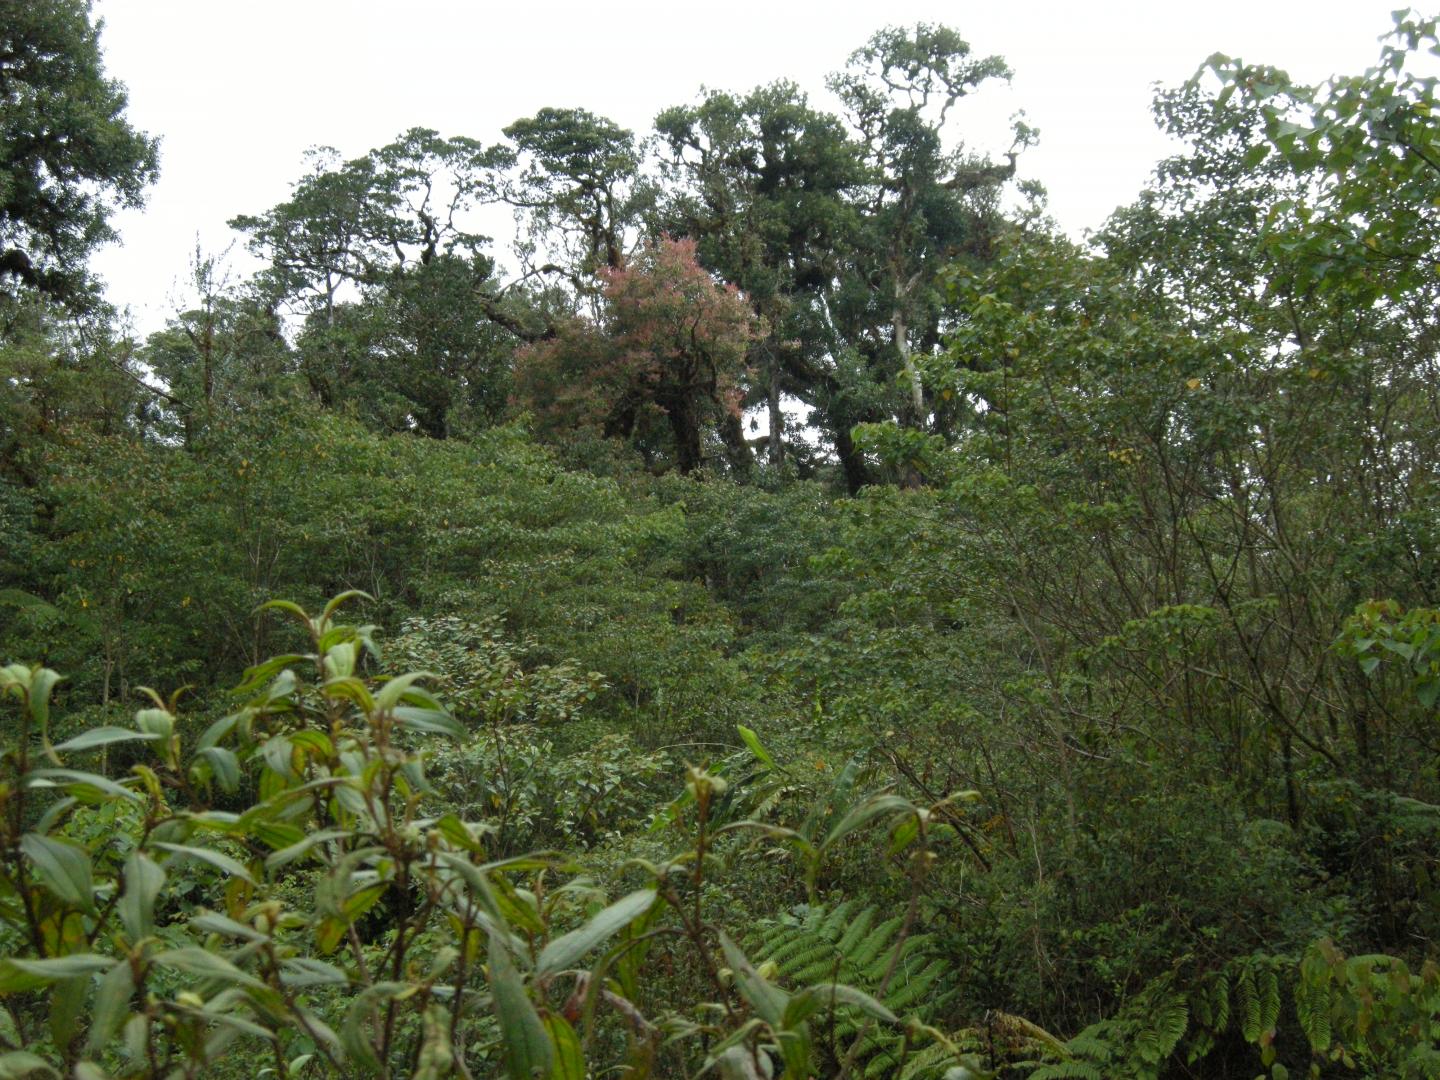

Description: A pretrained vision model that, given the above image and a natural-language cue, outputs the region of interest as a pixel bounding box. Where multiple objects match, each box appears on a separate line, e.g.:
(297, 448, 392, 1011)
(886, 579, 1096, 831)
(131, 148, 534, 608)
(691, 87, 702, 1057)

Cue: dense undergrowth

(4, 4, 1440, 1077)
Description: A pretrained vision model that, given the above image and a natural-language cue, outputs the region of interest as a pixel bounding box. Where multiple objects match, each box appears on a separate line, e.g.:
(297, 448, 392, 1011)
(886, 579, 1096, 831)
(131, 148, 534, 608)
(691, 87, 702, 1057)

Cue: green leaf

(152, 841, 256, 885)
(278, 958, 349, 988)
(392, 706, 464, 738)
(24, 768, 139, 803)
(196, 746, 241, 792)
(0, 954, 110, 993)
(544, 1014, 585, 1080)
(191, 913, 268, 942)
(0, 1052, 57, 1078)
(86, 960, 134, 1054)
(787, 982, 898, 1029)
(374, 671, 434, 712)
(323, 642, 357, 680)
(1242, 143, 1272, 167)
(488, 934, 551, 1080)
(736, 724, 776, 768)
(151, 947, 267, 991)
(718, 931, 787, 1026)
(537, 889, 656, 976)
(27, 668, 61, 736)
(47, 987, 90, 1052)
(52, 727, 160, 753)
(265, 829, 352, 872)
(820, 794, 917, 853)
(119, 851, 165, 943)
(321, 590, 373, 623)
(20, 834, 96, 913)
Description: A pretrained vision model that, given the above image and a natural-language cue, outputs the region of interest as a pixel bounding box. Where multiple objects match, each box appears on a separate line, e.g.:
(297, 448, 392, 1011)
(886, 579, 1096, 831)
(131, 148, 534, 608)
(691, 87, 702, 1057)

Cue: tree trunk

(768, 345, 784, 466)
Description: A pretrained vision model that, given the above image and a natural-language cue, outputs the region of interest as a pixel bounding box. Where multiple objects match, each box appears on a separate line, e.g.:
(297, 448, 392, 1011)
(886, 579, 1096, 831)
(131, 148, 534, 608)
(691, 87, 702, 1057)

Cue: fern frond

(1027, 1063, 1104, 1080)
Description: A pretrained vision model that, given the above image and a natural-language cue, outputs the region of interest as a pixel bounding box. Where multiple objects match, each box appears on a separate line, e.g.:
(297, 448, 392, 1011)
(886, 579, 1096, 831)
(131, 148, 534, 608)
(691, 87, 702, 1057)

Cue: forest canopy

(3, 3, 1440, 1079)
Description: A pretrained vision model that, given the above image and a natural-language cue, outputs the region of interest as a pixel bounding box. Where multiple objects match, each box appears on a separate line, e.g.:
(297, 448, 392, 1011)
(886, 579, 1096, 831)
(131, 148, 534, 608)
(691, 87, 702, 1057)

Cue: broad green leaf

(24, 769, 139, 804)
(488, 934, 551, 1080)
(544, 1014, 585, 1080)
(278, 958, 348, 988)
(86, 959, 134, 1053)
(339, 982, 407, 1073)
(152, 841, 256, 885)
(151, 947, 266, 991)
(820, 794, 916, 852)
(323, 642, 357, 680)
(119, 851, 165, 943)
(191, 912, 267, 942)
(718, 931, 787, 1026)
(374, 671, 434, 712)
(265, 829, 352, 872)
(27, 668, 61, 735)
(0, 954, 110, 993)
(414, 1002, 455, 1080)
(537, 889, 656, 976)
(195, 746, 241, 793)
(133, 708, 174, 739)
(52, 727, 159, 753)
(321, 590, 373, 623)
(20, 834, 96, 914)
(785, 982, 898, 1029)
(0, 1051, 57, 1078)
(392, 706, 464, 738)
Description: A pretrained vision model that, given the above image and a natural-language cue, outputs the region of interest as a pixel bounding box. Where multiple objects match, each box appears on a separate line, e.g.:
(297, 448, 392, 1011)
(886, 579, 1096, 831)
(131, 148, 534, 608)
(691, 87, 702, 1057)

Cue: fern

(1236, 966, 1261, 1042)
(1022, 982, 1189, 1080)
(1027, 1063, 1104, 1080)
(746, 904, 958, 1078)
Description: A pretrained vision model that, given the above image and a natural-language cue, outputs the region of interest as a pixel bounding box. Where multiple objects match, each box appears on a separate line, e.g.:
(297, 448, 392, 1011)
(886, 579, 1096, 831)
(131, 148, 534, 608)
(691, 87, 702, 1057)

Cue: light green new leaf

(736, 724, 775, 768)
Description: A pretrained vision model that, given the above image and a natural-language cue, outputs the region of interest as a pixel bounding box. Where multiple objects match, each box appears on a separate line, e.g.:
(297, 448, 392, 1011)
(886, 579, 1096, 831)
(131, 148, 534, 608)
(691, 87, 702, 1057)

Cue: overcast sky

(90, 0, 1406, 333)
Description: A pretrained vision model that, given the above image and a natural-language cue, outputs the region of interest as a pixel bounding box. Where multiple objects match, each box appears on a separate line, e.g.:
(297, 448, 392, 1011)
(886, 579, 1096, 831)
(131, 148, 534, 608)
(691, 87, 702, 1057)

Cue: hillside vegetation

(3, 5, 1440, 1077)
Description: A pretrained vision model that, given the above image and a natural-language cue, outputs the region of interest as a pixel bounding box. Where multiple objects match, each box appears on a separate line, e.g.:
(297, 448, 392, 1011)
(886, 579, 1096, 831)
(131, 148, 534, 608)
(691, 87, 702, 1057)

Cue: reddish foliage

(514, 237, 756, 471)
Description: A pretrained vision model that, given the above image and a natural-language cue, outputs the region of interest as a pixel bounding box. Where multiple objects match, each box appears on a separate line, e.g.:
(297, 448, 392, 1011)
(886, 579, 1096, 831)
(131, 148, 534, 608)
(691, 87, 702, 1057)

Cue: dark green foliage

(0, 0, 158, 307)
(5, 9, 1440, 1080)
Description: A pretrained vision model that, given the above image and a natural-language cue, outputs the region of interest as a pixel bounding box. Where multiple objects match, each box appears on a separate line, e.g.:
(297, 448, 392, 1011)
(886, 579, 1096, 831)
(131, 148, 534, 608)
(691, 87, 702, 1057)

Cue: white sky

(90, 0, 1406, 333)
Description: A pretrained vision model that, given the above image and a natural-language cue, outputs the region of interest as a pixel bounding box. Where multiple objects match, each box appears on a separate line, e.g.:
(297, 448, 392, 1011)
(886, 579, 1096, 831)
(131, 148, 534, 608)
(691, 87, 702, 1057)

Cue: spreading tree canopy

(0, 0, 158, 308)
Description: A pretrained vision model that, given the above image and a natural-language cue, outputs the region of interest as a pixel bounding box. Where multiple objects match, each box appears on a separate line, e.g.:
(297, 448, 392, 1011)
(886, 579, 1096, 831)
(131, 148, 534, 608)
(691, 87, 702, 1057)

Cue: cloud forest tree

(514, 237, 756, 474)
(0, 0, 157, 309)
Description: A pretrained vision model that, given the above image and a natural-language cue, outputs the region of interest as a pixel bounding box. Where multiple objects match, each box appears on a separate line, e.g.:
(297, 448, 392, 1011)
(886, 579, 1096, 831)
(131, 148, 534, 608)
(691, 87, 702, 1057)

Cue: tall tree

(499, 107, 648, 308)
(231, 130, 524, 430)
(514, 237, 756, 473)
(656, 82, 863, 469)
(0, 0, 158, 308)
(828, 24, 1023, 443)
